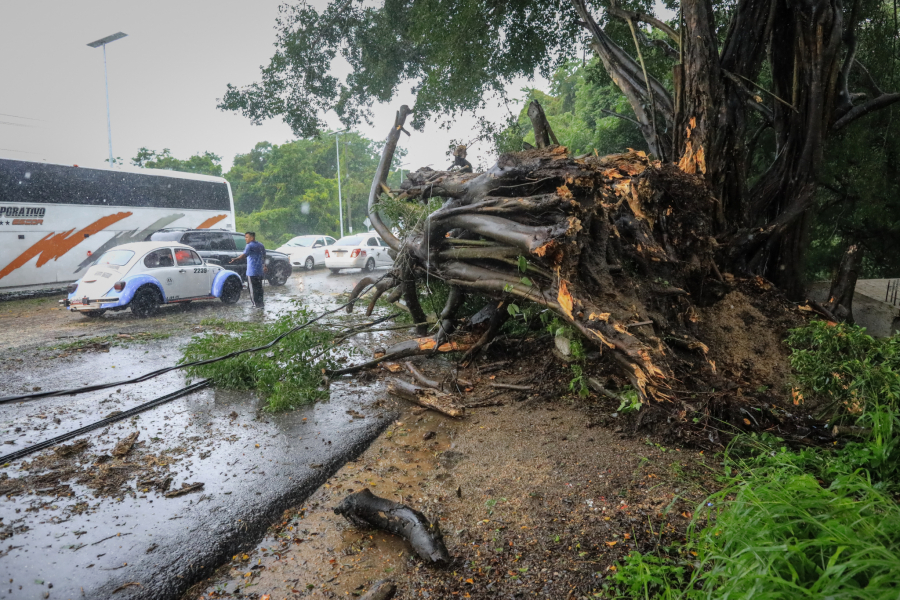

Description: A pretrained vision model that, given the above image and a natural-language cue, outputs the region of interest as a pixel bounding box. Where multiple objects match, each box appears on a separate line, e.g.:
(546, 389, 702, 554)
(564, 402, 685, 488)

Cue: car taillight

(113, 281, 126, 292)
(66, 283, 78, 294)
(351, 249, 365, 258)
(325, 249, 330, 258)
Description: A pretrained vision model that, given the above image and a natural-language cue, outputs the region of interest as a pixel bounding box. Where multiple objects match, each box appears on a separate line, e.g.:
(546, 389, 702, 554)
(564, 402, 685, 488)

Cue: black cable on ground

(0, 379, 210, 464)
(0, 276, 388, 405)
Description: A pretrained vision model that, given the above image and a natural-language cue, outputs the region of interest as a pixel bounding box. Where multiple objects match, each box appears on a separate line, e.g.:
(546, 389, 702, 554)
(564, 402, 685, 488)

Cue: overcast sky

(0, 1, 541, 175)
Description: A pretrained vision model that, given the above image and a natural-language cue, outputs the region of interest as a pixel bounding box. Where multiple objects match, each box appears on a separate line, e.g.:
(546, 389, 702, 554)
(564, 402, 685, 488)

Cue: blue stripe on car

(212, 270, 242, 297)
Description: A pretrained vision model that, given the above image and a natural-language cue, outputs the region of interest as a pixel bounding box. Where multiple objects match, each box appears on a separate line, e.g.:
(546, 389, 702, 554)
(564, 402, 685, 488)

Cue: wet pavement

(0, 267, 401, 599)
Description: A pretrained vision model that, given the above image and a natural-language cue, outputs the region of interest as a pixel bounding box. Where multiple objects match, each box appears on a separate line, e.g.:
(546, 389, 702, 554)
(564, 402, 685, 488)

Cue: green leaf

(507, 303, 520, 316)
(520, 277, 533, 287)
(518, 256, 527, 273)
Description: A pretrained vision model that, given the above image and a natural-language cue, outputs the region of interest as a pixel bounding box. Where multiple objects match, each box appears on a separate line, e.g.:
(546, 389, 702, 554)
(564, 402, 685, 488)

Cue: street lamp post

(332, 130, 348, 237)
(87, 32, 127, 167)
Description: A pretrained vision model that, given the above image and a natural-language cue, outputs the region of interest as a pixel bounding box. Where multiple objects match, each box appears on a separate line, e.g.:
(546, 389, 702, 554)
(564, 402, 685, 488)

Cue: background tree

(219, 0, 900, 298)
(224, 133, 405, 247)
(131, 148, 223, 177)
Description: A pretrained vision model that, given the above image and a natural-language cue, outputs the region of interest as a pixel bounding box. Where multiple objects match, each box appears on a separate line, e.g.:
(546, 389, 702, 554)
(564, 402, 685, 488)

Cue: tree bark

(825, 243, 863, 322)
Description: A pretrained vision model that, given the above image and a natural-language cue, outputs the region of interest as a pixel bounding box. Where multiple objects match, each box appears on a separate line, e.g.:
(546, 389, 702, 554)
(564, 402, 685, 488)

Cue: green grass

(179, 302, 337, 411)
(787, 321, 900, 419)
(600, 323, 900, 599)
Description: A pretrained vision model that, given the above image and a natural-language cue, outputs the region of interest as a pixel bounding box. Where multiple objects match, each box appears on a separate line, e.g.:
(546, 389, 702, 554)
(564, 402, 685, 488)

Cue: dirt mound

(699, 290, 792, 392)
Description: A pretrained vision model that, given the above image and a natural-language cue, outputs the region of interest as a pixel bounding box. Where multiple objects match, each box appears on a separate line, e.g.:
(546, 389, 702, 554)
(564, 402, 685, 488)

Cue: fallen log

(387, 379, 464, 418)
(334, 489, 450, 566)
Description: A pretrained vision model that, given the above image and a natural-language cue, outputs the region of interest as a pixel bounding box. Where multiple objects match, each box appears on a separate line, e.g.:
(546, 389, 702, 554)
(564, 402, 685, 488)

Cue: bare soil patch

(184, 387, 716, 599)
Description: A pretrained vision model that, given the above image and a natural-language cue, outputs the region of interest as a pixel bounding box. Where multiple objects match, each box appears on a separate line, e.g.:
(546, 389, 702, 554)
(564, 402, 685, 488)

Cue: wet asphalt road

(0, 267, 400, 599)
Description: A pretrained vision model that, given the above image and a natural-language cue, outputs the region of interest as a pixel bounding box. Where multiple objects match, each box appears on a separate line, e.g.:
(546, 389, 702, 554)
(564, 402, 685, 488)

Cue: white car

(325, 234, 394, 274)
(60, 241, 244, 318)
(275, 235, 337, 271)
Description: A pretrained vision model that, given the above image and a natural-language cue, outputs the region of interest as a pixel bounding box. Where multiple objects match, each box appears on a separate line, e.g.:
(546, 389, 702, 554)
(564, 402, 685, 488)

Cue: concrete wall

(808, 280, 900, 338)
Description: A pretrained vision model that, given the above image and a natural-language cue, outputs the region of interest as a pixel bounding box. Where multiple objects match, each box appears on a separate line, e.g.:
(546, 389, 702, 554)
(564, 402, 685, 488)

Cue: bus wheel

(83, 310, 106, 318)
(220, 277, 242, 304)
(131, 287, 160, 318)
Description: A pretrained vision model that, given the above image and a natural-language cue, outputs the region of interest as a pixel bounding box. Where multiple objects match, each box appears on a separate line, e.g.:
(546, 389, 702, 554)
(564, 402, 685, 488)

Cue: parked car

(60, 242, 244, 318)
(324, 234, 394, 274)
(275, 235, 337, 271)
(147, 229, 292, 285)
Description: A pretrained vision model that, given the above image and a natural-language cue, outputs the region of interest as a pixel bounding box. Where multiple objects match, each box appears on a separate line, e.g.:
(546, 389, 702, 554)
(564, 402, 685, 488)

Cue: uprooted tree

(220, 0, 900, 407)
(336, 106, 727, 405)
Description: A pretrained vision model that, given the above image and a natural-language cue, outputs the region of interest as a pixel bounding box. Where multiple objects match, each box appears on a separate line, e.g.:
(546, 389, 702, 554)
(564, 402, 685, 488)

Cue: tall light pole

(87, 32, 127, 167)
(331, 129, 348, 237)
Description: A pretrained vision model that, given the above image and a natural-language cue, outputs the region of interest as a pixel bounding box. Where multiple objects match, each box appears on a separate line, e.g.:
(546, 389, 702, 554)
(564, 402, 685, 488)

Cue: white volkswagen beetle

(324, 234, 394, 274)
(60, 241, 244, 318)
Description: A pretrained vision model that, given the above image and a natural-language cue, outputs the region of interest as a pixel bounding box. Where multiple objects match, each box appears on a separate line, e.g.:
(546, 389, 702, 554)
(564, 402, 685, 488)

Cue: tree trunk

(825, 243, 863, 322)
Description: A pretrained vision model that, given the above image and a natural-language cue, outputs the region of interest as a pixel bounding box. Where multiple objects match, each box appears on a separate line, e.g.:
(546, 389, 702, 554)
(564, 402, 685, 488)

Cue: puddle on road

(190, 406, 460, 599)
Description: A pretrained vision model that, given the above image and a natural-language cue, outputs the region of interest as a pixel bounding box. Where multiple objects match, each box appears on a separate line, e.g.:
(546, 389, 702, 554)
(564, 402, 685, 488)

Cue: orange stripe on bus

(196, 214, 227, 229)
(0, 212, 133, 281)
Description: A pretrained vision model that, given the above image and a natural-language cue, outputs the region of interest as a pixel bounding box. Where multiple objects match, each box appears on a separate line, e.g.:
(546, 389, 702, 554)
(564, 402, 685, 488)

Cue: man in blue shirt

(231, 232, 267, 308)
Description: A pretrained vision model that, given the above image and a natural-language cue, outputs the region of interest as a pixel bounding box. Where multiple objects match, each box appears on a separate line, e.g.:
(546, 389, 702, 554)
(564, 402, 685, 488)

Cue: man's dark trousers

(248, 276, 264, 307)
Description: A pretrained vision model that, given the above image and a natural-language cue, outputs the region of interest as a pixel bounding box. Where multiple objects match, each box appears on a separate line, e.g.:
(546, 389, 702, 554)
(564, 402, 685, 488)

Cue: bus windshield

(93, 250, 135, 267)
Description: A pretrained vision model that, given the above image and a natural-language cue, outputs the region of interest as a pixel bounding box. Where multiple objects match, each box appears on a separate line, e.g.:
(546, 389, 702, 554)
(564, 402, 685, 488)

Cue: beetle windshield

(93, 250, 135, 267)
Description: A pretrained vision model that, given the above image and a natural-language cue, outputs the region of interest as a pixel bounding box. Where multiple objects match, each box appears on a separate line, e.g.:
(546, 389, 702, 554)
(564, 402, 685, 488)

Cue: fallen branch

(404, 361, 442, 390)
(334, 488, 450, 565)
(387, 379, 464, 418)
(489, 383, 532, 391)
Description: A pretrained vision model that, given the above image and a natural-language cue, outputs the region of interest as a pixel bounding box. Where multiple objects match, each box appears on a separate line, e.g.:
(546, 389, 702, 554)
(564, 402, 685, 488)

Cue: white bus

(0, 158, 235, 292)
